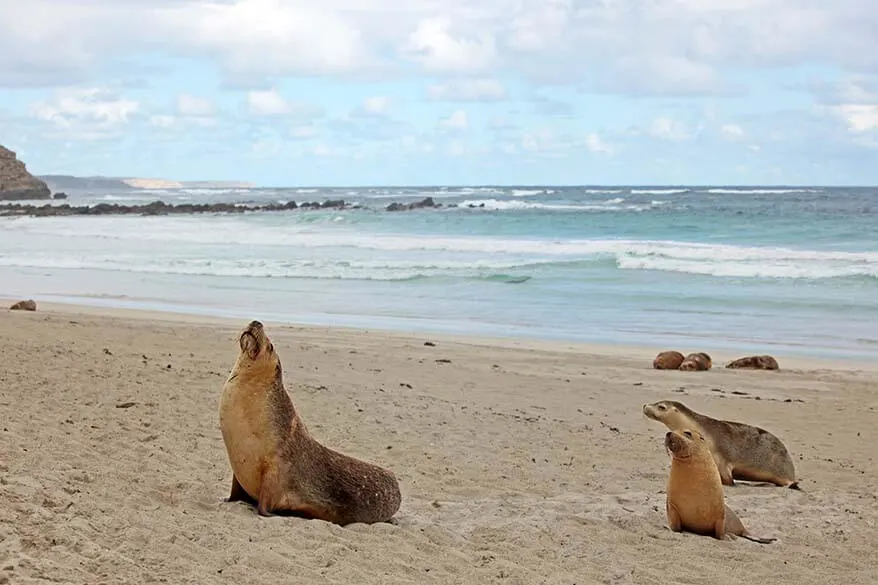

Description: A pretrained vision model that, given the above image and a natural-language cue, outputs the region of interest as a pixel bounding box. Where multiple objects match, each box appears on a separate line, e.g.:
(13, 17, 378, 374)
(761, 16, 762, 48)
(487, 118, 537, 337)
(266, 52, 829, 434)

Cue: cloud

(177, 94, 215, 117)
(721, 124, 745, 140)
(584, 133, 614, 155)
(402, 17, 497, 74)
(831, 105, 878, 132)
(29, 88, 139, 139)
(426, 79, 506, 101)
(438, 110, 468, 131)
(352, 96, 392, 118)
(246, 89, 323, 119)
(2, 0, 878, 96)
(648, 117, 692, 142)
(159, 0, 370, 79)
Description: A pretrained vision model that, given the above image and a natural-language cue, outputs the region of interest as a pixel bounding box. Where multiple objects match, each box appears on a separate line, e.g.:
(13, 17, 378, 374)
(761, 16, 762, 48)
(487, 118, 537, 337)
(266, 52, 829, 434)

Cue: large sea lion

(643, 400, 799, 489)
(679, 352, 711, 371)
(219, 320, 402, 524)
(664, 428, 776, 544)
(726, 355, 780, 370)
(9, 299, 36, 311)
(653, 351, 685, 370)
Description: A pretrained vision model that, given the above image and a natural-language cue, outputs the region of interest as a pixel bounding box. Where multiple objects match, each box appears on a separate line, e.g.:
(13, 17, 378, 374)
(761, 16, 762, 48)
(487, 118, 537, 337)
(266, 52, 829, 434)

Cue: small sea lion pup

(664, 429, 776, 544)
(679, 352, 712, 371)
(726, 355, 780, 370)
(219, 320, 402, 525)
(653, 351, 685, 370)
(643, 400, 799, 489)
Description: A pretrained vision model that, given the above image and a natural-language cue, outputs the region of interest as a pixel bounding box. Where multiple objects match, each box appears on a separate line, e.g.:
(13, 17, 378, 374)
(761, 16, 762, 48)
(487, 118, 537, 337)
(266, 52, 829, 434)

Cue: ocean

(1, 186, 876, 360)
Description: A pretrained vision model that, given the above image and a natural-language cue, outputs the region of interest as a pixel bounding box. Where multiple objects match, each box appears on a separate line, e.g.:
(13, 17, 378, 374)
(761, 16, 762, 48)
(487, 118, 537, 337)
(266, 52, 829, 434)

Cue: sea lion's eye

(658, 404, 666, 410)
(683, 431, 693, 438)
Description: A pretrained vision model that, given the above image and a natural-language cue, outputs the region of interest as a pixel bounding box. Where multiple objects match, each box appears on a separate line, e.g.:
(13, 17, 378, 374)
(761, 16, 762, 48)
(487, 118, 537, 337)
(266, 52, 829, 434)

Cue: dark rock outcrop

(0, 199, 354, 218)
(386, 197, 440, 212)
(0, 146, 51, 200)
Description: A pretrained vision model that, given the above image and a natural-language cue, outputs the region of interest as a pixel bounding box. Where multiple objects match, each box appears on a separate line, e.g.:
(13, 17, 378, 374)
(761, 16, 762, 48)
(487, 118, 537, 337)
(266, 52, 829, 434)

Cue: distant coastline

(38, 175, 255, 191)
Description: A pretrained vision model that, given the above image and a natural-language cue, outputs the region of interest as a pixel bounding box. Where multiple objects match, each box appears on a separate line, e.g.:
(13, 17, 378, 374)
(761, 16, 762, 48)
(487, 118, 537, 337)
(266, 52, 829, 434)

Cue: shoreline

(4, 296, 876, 372)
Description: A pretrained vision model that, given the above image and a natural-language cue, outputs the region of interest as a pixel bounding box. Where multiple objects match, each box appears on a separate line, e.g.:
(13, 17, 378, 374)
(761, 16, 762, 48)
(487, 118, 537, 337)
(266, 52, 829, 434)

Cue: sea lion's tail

(788, 481, 802, 491)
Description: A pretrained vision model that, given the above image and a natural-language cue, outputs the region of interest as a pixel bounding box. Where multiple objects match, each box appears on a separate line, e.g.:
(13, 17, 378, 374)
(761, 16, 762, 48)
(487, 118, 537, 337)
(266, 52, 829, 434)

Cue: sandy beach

(1, 303, 876, 585)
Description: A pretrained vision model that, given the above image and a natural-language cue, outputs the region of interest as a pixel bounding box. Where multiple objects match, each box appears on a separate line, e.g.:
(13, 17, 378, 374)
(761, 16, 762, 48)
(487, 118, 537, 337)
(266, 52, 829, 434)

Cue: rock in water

(0, 146, 51, 201)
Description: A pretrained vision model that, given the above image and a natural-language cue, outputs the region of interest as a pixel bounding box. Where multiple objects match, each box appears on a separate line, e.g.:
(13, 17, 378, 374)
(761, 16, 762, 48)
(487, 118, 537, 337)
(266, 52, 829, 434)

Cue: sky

(1, 0, 877, 187)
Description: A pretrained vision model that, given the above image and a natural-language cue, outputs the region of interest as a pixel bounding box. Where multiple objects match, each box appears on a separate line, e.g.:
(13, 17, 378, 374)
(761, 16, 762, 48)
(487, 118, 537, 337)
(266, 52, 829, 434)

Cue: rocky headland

(0, 146, 51, 201)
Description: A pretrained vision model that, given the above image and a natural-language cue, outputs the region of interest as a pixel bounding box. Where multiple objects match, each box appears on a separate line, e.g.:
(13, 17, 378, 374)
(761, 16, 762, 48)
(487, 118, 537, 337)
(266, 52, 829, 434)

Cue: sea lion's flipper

(226, 475, 255, 504)
(788, 481, 802, 491)
(714, 515, 726, 540)
(256, 465, 284, 517)
(666, 502, 682, 532)
(719, 462, 735, 486)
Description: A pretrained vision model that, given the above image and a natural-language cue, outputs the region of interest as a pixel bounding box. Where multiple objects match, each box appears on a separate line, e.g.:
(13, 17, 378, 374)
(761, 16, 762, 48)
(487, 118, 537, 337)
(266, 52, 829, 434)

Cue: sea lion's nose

(248, 320, 263, 330)
(665, 431, 673, 440)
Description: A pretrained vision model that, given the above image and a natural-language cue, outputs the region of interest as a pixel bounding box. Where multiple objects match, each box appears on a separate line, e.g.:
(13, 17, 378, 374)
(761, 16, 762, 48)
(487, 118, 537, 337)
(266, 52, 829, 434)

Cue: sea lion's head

(664, 428, 706, 460)
(642, 400, 690, 424)
(679, 353, 709, 371)
(236, 320, 277, 368)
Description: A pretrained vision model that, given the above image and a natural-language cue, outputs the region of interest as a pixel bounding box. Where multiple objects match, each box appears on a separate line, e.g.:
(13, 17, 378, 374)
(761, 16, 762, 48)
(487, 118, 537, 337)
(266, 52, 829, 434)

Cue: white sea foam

(630, 189, 690, 195)
(705, 188, 822, 195)
(584, 189, 624, 194)
(457, 199, 588, 211)
(2, 215, 875, 280)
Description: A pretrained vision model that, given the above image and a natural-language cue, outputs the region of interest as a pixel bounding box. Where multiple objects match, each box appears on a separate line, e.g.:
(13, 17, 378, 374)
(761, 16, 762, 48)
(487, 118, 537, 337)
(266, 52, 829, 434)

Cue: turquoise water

(1, 186, 876, 359)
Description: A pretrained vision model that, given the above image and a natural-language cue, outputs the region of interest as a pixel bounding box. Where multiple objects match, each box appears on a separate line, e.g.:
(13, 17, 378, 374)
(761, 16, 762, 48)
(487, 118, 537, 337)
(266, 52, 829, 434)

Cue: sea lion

(219, 320, 402, 525)
(643, 400, 799, 489)
(726, 355, 780, 370)
(679, 352, 711, 371)
(653, 351, 685, 370)
(9, 299, 36, 311)
(664, 428, 776, 544)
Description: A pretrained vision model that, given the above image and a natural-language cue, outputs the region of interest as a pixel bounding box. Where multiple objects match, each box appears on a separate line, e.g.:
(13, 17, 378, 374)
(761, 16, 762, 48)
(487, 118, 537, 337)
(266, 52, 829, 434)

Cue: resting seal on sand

(726, 355, 780, 370)
(9, 299, 36, 311)
(643, 400, 799, 489)
(679, 352, 711, 371)
(219, 320, 402, 524)
(653, 351, 685, 370)
(664, 429, 776, 544)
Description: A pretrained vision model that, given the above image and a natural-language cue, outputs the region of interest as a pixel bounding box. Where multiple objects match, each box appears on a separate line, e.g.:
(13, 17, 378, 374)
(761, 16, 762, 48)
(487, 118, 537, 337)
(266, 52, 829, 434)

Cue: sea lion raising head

(643, 400, 799, 489)
(679, 352, 711, 371)
(664, 429, 776, 544)
(219, 320, 402, 525)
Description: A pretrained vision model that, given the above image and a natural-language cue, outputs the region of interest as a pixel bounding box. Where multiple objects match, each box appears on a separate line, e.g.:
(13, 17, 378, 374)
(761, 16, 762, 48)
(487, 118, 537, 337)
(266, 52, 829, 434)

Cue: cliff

(0, 146, 51, 200)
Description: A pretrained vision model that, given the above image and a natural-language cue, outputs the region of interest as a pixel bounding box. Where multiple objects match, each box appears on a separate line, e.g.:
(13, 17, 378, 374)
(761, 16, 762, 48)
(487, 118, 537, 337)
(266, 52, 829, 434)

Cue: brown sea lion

(9, 299, 36, 311)
(679, 352, 711, 371)
(643, 400, 799, 489)
(653, 351, 685, 370)
(726, 355, 780, 370)
(219, 320, 402, 524)
(664, 428, 776, 544)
